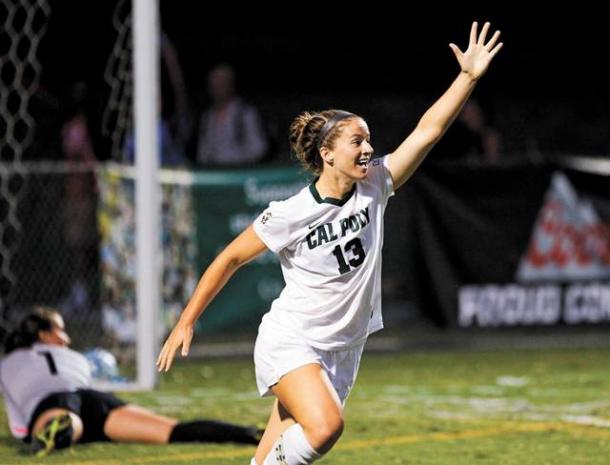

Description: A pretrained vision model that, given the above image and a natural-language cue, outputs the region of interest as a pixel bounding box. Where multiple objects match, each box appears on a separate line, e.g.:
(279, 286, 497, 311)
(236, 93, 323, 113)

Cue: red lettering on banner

(526, 200, 610, 268)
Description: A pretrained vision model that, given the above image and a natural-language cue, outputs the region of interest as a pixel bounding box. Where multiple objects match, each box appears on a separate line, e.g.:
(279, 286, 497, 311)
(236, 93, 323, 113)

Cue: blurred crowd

(20, 28, 610, 171)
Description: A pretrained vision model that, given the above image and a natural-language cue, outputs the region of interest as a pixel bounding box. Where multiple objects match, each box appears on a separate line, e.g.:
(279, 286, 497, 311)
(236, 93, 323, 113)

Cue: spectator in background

(125, 32, 191, 167)
(125, 117, 189, 167)
(160, 32, 192, 155)
(196, 64, 269, 166)
(60, 83, 99, 318)
(433, 98, 502, 162)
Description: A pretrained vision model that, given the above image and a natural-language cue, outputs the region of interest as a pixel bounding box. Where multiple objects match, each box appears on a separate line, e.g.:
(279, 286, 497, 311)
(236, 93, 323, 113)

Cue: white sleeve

(252, 200, 292, 253)
(381, 155, 396, 200)
(4, 396, 28, 439)
(368, 155, 395, 203)
(0, 370, 28, 439)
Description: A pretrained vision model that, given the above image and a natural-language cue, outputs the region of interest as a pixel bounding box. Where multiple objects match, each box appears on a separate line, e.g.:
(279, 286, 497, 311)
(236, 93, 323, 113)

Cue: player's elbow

(408, 125, 442, 154)
(216, 249, 243, 273)
(418, 125, 444, 146)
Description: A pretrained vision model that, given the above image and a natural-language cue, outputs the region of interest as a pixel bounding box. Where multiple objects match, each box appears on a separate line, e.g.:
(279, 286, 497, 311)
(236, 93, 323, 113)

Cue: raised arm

(387, 21, 503, 190)
(156, 225, 268, 372)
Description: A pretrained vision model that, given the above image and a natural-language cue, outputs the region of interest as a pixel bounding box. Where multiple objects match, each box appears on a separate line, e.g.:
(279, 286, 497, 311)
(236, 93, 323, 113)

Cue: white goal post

(133, 0, 161, 390)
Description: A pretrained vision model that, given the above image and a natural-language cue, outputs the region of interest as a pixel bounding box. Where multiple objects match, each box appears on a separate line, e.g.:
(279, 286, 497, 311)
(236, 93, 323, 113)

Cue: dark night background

(34, 2, 610, 159)
(4, 1, 610, 332)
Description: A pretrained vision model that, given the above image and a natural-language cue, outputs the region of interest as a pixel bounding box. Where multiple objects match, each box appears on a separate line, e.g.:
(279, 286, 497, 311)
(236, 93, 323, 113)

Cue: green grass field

(2, 346, 609, 464)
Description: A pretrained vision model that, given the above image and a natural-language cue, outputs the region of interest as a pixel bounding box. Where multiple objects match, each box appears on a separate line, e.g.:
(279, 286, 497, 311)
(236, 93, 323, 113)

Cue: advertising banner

(404, 161, 610, 327)
(192, 168, 307, 334)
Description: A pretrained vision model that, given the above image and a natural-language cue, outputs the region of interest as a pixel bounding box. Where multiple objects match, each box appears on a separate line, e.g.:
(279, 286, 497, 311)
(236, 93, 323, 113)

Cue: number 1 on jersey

(38, 351, 58, 375)
(332, 237, 366, 274)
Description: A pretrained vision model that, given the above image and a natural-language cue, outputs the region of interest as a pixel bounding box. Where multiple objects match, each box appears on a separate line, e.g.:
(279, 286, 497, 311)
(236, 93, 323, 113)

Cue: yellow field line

(13, 420, 610, 465)
(336, 421, 610, 450)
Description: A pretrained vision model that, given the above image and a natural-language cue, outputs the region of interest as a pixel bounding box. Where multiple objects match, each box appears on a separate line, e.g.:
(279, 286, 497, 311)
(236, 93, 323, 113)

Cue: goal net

(0, 0, 164, 389)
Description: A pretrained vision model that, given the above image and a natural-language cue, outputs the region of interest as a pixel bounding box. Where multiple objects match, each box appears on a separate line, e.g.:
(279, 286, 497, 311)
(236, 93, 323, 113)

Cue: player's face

(39, 314, 71, 346)
(328, 118, 374, 180)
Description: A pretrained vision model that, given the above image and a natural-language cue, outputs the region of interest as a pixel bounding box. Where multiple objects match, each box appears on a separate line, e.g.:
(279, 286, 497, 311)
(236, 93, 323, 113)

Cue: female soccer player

(0, 308, 261, 457)
(157, 21, 503, 465)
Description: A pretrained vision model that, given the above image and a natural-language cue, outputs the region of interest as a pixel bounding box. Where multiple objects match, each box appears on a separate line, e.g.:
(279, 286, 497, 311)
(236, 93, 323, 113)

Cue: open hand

(156, 321, 194, 372)
(449, 21, 503, 81)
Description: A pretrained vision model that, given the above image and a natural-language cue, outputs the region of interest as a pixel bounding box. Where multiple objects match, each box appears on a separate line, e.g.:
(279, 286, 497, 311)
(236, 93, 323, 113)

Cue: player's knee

(306, 414, 344, 452)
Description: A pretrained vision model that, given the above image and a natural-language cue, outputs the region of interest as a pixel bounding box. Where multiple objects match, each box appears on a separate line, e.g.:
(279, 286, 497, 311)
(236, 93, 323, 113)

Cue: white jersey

(0, 343, 91, 438)
(253, 155, 395, 350)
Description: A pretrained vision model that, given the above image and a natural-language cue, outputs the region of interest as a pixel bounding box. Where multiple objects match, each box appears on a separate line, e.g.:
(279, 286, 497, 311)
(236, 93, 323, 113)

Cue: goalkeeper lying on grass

(0, 307, 262, 457)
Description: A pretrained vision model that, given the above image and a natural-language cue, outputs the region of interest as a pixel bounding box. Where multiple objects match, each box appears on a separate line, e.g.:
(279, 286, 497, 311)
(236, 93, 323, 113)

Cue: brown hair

(289, 109, 358, 174)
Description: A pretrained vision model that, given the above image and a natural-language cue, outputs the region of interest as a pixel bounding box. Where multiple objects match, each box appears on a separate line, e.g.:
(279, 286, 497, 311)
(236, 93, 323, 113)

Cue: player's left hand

(449, 21, 503, 81)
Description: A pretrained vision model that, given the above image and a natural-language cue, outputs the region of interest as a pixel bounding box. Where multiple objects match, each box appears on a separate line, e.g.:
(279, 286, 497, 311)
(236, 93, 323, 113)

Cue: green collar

(309, 180, 356, 206)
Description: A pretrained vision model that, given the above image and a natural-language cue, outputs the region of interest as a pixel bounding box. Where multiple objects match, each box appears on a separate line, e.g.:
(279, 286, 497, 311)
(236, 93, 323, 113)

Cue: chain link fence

(1, 163, 104, 349)
(0, 0, 136, 356)
(1, 0, 51, 332)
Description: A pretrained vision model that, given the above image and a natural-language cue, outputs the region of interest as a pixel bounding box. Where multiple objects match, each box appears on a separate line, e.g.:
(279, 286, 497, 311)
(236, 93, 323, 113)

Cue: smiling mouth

(356, 158, 370, 166)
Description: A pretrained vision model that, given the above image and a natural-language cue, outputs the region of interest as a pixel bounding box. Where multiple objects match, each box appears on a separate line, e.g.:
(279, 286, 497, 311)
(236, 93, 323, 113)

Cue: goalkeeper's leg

(105, 404, 262, 444)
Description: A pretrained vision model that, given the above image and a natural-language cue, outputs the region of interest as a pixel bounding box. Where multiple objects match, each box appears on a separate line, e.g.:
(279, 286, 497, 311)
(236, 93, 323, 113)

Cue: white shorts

(253, 318, 365, 404)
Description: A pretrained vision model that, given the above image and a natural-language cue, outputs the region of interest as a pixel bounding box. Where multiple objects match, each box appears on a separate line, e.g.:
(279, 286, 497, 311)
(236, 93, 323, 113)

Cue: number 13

(331, 238, 366, 274)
